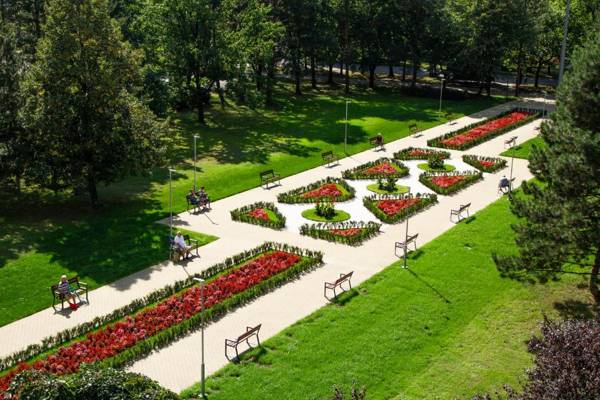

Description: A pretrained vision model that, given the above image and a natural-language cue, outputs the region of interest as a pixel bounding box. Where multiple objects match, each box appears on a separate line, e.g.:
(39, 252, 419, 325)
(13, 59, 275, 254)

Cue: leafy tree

(494, 24, 600, 303)
(20, 0, 165, 208)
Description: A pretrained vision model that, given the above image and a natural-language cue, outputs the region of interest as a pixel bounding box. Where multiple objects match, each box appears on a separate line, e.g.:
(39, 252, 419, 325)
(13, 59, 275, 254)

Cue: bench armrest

(225, 339, 236, 346)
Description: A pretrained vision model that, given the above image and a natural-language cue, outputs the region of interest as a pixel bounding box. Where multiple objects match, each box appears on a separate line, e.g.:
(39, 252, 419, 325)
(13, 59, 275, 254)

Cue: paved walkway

(0, 98, 553, 393)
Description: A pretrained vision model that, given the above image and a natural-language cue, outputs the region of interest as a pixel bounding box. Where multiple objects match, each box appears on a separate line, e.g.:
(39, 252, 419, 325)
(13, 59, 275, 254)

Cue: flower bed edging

(427, 108, 542, 150)
(462, 155, 507, 173)
(419, 171, 483, 195)
(0, 243, 323, 392)
(393, 147, 451, 160)
(277, 177, 355, 204)
(363, 193, 438, 224)
(230, 202, 286, 229)
(342, 158, 409, 180)
(299, 221, 381, 246)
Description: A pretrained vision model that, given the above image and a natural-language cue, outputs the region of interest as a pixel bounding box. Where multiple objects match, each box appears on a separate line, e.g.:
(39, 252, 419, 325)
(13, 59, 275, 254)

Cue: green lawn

(501, 136, 546, 159)
(181, 196, 591, 400)
(0, 84, 503, 327)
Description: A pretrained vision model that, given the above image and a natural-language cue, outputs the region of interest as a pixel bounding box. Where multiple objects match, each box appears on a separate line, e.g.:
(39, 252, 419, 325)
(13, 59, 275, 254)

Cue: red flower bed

(410, 149, 429, 157)
(301, 183, 343, 199)
(0, 251, 301, 393)
(377, 198, 420, 216)
(247, 208, 270, 221)
(441, 111, 531, 147)
(478, 160, 496, 168)
(330, 228, 362, 237)
(364, 162, 398, 175)
(431, 175, 465, 188)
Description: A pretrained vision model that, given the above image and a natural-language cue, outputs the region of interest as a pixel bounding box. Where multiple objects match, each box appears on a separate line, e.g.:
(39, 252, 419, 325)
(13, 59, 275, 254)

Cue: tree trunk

(591, 248, 600, 304)
(388, 64, 394, 78)
(402, 60, 407, 81)
(345, 63, 350, 94)
(294, 49, 302, 96)
(265, 58, 274, 107)
(216, 80, 225, 109)
(534, 60, 543, 88)
(515, 67, 522, 97)
(87, 173, 99, 209)
(328, 64, 334, 85)
(256, 64, 263, 91)
(310, 53, 317, 89)
(411, 58, 418, 89)
(368, 65, 376, 89)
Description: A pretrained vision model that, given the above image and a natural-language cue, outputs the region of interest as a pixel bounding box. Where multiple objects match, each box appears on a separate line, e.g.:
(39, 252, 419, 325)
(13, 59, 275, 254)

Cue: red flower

(478, 160, 495, 168)
(409, 149, 428, 157)
(248, 208, 270, 221)
(330, 228, 362, 237)
(376, 198, 420, 216)
(441, 112, 531, 147)
(302, 183, 343, 199)
(430, 175, 464, 188)
(364, 162, 397, 175)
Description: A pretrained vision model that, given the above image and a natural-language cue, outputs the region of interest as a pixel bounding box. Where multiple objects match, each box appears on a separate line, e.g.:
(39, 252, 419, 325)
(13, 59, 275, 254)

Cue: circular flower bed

(417, 163, 456, 172)
(366, 183, 409, 195)
(301, 207, 351, 223)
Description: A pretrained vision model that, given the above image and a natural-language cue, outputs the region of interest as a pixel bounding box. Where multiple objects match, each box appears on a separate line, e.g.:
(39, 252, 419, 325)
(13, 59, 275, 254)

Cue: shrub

(315, 201, 336, 218)
(428, 154, 445, 169)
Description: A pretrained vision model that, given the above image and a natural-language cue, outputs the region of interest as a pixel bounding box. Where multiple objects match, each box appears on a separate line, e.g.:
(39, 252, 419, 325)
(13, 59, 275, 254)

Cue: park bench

(186, 195, 200, 214)
(395, 233, 419, 258)
(51, 276, 88, 311)
(450, 203, 471, 222)
(409, 123, 419, 136)
(504, 136, 518, 148)
(324, 271, 353, 300)
(321, 150, 339, 167)
(225, 324, 262, 360)
(369, 135, 385, 151)
(259, 169, 281, 189)
(168, 234, 200, 262)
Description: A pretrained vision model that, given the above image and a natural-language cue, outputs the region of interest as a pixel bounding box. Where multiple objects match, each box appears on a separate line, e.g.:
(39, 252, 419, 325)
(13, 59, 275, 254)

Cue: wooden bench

(51, 276, 88, 311)
(321, 150, 339, 167)
(369, 135, 385, 151)
(225, 324, 261, 360)
(169, 234, 200, 261)
(450, 203, 471, 222)
(395, 233, 419, 258)
(324, 271, 353, 300)
(259, 169, 281, 189)
(409, 123, 419, 135)
(504, 136, 518, 148)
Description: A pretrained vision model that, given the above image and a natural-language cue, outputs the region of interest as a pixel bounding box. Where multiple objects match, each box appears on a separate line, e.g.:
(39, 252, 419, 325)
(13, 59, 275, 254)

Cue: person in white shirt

(174, 231, 192, 259)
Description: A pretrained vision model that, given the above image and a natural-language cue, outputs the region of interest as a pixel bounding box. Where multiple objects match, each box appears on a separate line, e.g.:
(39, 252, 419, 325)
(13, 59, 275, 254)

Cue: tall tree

(494, 24, 600, 303)
(20, 0, 164, 207)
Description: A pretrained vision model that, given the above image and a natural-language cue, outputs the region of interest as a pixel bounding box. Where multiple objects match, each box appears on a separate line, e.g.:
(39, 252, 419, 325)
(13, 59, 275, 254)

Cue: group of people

(186, 186, 210, 212)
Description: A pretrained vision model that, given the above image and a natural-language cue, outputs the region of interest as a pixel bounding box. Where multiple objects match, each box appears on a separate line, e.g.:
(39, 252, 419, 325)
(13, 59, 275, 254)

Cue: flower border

(230, 201, 286, 229)
(427, 108, 542, 150)
(393, 147, 451, 160)
(277, 177, 355, 204)
(419, 171, 483, 195)
(299, 221, 382, 246)
(462, 155, 507, 173)
(363, 193, 438, 224)
(342, 158, 409, 180)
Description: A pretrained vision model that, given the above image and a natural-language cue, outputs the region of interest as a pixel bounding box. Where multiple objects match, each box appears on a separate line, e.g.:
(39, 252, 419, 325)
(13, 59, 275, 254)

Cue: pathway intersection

(0, 98, 553, 393)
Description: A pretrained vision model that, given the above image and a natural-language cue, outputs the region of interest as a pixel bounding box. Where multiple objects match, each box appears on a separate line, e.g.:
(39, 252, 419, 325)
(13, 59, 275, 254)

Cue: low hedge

(393, 147, 451, 160)
(419, 171, 483, 195)
(277, 177, 355, 203)
(342, 158, 409, 180)
(230, 201, 286, 229)
(462, 155, 507, 173)
(299, 221, 381, 246)
(0, 243, 322, 376)
(363, 193, 438, 224)
(427, 107, 543, 150)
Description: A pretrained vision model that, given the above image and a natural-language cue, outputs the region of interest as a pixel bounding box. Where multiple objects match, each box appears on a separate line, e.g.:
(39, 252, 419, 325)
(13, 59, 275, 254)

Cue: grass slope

(0, 84, 503, 327)
(501, 136, 546, 159)
(181, 196, 591, 400)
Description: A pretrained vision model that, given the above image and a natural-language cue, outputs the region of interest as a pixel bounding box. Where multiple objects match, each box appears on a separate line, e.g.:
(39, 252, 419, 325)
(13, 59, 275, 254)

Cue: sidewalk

(0, 98, 552, 390)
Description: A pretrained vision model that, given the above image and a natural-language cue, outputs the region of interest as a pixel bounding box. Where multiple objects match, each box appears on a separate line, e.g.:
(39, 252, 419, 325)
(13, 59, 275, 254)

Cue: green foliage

(500, 136, 547, 160)
(315, 201, 336, 219)
(378, 177, 398, 192)
(495, 24, 600, 303)
(302, 206, 351, 223)
(427, 154, 445, 170)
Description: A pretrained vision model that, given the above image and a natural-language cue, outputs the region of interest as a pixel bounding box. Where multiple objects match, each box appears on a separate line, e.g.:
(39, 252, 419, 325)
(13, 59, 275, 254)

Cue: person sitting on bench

(57, 275, 78, 310)
(498, 175, 511, 194)
(375, 133, 384, 147)
(187, 189, 200, 207)
(174, 231, 193, 259)
(198, 186, 210, 209)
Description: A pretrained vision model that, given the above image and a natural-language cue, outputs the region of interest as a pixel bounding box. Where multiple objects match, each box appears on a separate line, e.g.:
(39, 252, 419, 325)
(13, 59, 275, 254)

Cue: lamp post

(344, 100, 350, 153)
(193, 135, 199, 191)
(508, 139, 516, 199)
(193, 277, 206, 398)
(168, 168, 176, 260)
(403, 188, 411, 269)
(558, 0, 571, 85)
(438, 74, 445, 115)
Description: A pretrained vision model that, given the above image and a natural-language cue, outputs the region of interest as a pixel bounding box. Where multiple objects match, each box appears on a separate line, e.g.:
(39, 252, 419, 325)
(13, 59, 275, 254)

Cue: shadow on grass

(406, 269, 451, 304)
(554, 299, 596, 320)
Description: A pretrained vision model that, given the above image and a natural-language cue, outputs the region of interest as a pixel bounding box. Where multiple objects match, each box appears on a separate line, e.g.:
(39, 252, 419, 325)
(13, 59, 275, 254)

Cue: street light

(193, 277, 206, 399)
(403, 188, 411, 269)
(193, 135, 199, 191)
(168, 168, 176, 260)
(508, 139, 517, 199)
(344, 100, 350, 154)
(438, 74, 445, 115)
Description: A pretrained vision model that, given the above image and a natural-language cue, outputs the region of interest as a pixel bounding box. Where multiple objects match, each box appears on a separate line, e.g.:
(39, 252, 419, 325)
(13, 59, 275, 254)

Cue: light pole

(168, 168, 176, 260)
(193, 277, 206, 398)
(193, 135, 199, 191)
(508, 139, 516, 199)
(438, 74, 445, 115)
(344, 100, 350, 153)
(558, 0, 571, 85)
(403, 188, 411, 269)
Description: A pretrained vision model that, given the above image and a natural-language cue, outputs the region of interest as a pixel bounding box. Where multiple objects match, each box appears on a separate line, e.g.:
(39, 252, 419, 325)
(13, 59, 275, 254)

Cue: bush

(427, 154, 445, 169)
(315, 201, 336, 218)
(377, 177, 397, 192)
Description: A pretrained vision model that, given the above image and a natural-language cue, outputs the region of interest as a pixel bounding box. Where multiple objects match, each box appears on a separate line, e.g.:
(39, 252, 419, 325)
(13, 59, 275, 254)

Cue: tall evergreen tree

(20, 0, 165, 208)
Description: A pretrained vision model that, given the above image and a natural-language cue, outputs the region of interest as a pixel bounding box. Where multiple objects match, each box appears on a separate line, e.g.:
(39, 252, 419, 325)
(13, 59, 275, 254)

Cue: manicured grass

(417, 163, 456, 172)
(366, 183, 410, 195)
(500, 136, 546, 159)
(181, 196, 591, 400)
(263, 209, 281, 222)
(0, 84, 503, 327)
(301, 208, 351, 222)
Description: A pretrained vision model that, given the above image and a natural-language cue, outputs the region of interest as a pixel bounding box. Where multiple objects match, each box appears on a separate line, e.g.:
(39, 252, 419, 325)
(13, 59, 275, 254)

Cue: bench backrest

(322, 150, 333, 158)
(51, 276, 80, 292)
(237, 324, 261, 342)
(334, 271, 353, 286)
(460, 203, 471, 210)
(406, 233, 418, 243)
(260, 170, 274, 178)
